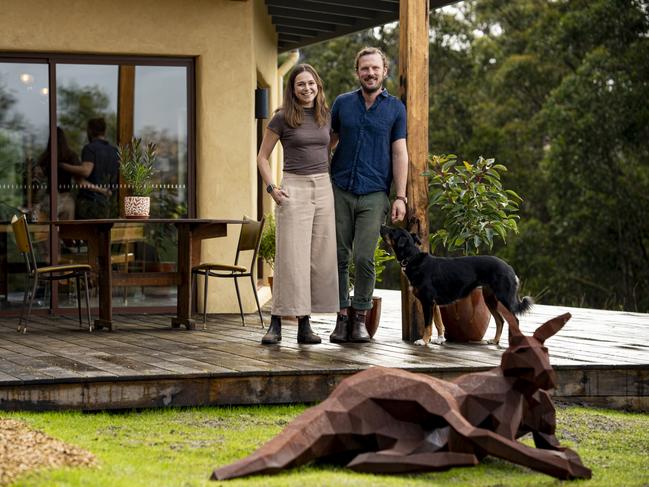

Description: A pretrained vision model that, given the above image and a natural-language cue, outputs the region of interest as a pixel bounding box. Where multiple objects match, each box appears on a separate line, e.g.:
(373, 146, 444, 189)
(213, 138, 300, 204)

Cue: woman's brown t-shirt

(267, 108, 330, 175)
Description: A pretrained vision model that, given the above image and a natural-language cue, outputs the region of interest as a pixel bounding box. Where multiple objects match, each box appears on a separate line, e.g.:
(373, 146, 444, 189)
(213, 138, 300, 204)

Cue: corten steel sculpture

(212, 308, 591, 481)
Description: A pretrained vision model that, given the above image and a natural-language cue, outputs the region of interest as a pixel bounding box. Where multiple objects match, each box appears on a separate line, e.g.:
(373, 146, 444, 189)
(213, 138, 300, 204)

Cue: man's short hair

(87, 118, 106, 139)
(355, 47, 389, 71)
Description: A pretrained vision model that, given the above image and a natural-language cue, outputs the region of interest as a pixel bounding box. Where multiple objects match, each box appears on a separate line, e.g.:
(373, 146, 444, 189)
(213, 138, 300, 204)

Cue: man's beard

(361, 77, 383, 93)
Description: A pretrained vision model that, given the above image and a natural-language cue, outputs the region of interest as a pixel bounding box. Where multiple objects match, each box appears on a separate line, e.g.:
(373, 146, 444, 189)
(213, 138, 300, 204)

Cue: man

(60, 118, 119, 219)
(328, 47, 408, 343)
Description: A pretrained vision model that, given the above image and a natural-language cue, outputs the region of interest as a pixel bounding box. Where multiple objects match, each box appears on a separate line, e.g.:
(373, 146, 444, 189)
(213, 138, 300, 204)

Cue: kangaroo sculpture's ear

(533, 313, 571, 343)
(410, 232, 422, 245)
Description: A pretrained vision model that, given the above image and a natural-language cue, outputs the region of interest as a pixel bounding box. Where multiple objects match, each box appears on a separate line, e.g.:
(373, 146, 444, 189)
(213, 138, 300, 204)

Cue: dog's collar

(399, 256, 413, 268)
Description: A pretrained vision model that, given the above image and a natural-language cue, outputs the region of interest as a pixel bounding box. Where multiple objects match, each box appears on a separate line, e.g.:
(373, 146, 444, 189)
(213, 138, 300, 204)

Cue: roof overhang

(265, 0, 459, 52)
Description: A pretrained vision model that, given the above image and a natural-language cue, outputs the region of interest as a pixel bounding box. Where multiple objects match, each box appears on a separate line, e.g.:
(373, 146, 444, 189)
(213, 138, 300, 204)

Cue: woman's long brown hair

(281, 64, 329, 128)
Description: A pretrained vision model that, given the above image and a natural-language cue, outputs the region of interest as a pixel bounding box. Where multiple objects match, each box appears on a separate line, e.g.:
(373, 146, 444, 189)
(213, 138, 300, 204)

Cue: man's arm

(60, 161, 93, 178)
(391, 137, 408, 223)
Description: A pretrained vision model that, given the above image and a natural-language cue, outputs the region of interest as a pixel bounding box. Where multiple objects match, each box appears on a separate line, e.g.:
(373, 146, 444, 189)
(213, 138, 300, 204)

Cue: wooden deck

(0, 289, 647, 411)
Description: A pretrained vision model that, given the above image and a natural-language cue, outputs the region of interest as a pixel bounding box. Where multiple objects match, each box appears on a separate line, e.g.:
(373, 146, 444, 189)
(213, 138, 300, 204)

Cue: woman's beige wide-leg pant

(272, 172, 339, 316)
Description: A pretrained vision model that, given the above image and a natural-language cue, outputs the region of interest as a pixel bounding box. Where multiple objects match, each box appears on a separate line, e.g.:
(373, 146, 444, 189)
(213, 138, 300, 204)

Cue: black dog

(380, 225, 533, 345)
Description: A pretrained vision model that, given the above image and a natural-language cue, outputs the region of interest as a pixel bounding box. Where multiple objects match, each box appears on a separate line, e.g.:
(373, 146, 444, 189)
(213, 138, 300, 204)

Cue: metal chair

(192, 216, 265, 329)
(11, 214, 93, 333)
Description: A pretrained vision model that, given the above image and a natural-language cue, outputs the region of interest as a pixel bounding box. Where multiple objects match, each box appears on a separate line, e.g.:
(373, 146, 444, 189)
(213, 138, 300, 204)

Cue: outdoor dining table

(49, 218, 244, 331)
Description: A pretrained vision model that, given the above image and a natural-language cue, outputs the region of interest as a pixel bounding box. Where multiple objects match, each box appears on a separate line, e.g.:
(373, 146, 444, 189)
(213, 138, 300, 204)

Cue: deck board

(0, 289, 647, 410)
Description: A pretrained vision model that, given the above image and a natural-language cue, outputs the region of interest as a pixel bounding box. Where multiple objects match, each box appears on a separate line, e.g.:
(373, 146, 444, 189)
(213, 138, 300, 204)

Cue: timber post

(398, 0, 430, 342)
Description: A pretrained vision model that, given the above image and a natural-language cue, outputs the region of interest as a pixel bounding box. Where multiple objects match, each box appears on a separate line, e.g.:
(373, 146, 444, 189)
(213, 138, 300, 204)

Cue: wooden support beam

(399, 0, 429, 342)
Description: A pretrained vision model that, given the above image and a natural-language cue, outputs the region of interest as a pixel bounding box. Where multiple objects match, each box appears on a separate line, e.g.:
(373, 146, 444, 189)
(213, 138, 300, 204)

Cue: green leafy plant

(118, 138, 157, 197)
(423, 154, 522, 256)
(259, 212, 276, 270)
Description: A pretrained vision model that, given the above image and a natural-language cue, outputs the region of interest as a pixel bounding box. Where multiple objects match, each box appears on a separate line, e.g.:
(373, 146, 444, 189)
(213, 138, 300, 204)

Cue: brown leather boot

(297, 316, 321, 344)
(349, 310, 370, 343)
(329, 312, 350, 343)
(261, 315, 281, 344)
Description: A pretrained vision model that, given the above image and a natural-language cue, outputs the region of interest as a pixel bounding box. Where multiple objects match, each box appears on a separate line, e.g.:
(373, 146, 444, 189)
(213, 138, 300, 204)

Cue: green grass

(3, 404, 649, 486)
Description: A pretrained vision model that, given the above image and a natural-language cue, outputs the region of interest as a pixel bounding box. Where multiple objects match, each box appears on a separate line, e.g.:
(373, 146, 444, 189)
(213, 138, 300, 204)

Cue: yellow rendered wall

(0, 0, 279, 313)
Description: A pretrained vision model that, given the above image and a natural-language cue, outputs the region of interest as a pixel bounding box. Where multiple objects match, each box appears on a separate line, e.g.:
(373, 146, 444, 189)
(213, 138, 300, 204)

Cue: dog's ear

(533, 313, 571, 343)
(410, 232, 422, 245)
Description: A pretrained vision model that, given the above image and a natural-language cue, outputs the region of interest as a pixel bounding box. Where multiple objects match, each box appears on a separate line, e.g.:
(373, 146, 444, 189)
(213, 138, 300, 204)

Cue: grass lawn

(2, 404, 649, 486)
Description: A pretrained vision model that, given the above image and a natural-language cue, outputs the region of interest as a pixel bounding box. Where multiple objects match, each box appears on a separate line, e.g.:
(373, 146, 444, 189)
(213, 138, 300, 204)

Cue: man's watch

(395, 195, 407, 204)
(266, 184, 277, 193)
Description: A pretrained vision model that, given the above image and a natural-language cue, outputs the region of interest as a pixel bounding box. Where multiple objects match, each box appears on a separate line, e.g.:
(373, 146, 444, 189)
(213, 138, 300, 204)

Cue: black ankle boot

(349, 310, 370, 343)
(261, 315, 282, 344)
(329, 313, 350, 343)
(297, 316, 321, 344)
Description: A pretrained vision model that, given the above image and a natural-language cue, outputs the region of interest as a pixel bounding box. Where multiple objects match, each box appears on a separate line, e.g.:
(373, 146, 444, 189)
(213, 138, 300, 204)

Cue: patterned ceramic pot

(124, 196, 150, 219)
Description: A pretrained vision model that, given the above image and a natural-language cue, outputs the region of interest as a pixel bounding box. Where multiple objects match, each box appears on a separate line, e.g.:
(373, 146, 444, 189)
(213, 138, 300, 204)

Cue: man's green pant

(333, 185, 390, 311)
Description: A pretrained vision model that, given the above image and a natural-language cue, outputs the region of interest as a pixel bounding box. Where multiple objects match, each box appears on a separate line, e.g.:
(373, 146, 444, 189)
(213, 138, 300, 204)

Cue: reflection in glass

(53, 65, 119, 308)
(123, 65, 189, 306)
(0, 62, 50, 310)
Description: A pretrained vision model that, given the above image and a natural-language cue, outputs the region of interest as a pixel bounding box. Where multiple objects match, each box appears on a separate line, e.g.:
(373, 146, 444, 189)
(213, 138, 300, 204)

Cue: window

(0, 54, 194, 313)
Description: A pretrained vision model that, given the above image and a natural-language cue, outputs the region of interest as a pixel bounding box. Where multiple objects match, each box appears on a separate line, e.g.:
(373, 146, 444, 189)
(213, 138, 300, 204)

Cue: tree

(295, 0, 649, 311)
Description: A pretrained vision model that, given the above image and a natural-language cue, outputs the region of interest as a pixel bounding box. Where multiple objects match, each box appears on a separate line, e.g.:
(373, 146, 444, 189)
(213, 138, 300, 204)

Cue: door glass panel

(56, 64, 119, 308)
(0, 62, 50, 311)
(120, 65, 189, 306)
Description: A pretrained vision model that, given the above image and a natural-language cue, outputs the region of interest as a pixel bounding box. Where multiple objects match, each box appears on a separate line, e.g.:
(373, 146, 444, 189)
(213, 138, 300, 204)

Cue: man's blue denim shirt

(330, 88, 407, 195)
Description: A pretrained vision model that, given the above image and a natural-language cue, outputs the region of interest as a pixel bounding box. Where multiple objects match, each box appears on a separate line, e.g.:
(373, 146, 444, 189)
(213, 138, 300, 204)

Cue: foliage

(57, 82, 117, 154)
(303, 0, 649, 311)
(424, 154, 521, 256)
(118, 138, 157, 197)
(259, 212, 276, 270)
(3, 405, 649, 486)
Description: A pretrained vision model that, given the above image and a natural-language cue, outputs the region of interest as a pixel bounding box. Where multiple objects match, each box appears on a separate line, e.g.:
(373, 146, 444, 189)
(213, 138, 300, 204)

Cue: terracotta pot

(441, 288, 491, 342)
(364, 296, 382, 338)
(267, 276, 273, 294)
(124, 196, 150, 219)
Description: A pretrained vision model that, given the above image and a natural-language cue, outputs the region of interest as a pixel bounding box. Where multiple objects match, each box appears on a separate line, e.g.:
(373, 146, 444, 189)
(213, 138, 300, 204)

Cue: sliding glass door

(0, 54, 194, 313)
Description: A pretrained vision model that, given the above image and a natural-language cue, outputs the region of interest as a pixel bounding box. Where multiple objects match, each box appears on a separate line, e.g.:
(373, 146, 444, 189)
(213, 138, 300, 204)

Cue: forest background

(300, 0, 649, 312)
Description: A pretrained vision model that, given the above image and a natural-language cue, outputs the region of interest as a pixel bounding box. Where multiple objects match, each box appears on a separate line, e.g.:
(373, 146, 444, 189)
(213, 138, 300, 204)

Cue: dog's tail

(513, 296, 534, 315)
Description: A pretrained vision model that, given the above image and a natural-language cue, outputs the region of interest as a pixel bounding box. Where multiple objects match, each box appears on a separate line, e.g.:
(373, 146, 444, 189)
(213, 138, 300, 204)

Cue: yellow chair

(11, 214, 93, 333)
(192, 216, 265, 329)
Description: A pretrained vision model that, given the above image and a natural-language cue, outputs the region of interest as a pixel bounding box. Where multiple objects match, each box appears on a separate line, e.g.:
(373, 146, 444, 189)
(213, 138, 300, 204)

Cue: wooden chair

(192, 216, 265, 329)
(11, 214, 92, 333)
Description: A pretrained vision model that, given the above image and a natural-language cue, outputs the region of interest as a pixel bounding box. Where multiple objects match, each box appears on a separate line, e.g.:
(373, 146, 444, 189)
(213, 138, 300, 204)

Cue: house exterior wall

(0, 0, 278, 312)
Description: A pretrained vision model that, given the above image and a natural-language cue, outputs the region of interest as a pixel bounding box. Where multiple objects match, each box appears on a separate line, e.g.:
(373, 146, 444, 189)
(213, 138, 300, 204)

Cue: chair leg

(23, 275, 39, 334)
(234, 276, 245, 326)
(83, 272, 93, 332)
(250, 275, 264, 328)
(18, 276, 30, 333)
(202, 272, 209, 330)
(76, 275, 83, 328)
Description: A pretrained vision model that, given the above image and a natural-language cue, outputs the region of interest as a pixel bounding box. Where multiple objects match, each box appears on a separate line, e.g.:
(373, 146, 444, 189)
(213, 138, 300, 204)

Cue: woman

(257, 64, 338, 345)
(36, 127, 82, 220)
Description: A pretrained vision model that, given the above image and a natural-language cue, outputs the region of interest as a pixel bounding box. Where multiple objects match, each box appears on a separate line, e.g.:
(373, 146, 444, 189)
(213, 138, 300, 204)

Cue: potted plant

(118, 138, 157, 219)
(423, 154, 522, 341)
(258, 212, 276, 287)
(349, 240, 395, 338)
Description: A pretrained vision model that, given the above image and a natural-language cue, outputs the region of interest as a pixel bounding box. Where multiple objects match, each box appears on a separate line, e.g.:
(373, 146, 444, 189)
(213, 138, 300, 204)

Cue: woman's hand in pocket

(271, 187, 290, 206)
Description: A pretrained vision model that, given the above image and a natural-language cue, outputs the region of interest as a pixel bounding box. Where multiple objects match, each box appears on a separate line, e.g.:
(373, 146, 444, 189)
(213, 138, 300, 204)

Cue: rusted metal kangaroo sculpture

(212, 308, 591, 481)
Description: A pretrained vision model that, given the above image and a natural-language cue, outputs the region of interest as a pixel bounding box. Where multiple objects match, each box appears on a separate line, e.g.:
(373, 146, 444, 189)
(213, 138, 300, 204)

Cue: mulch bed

(0, 419, 95, 486)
